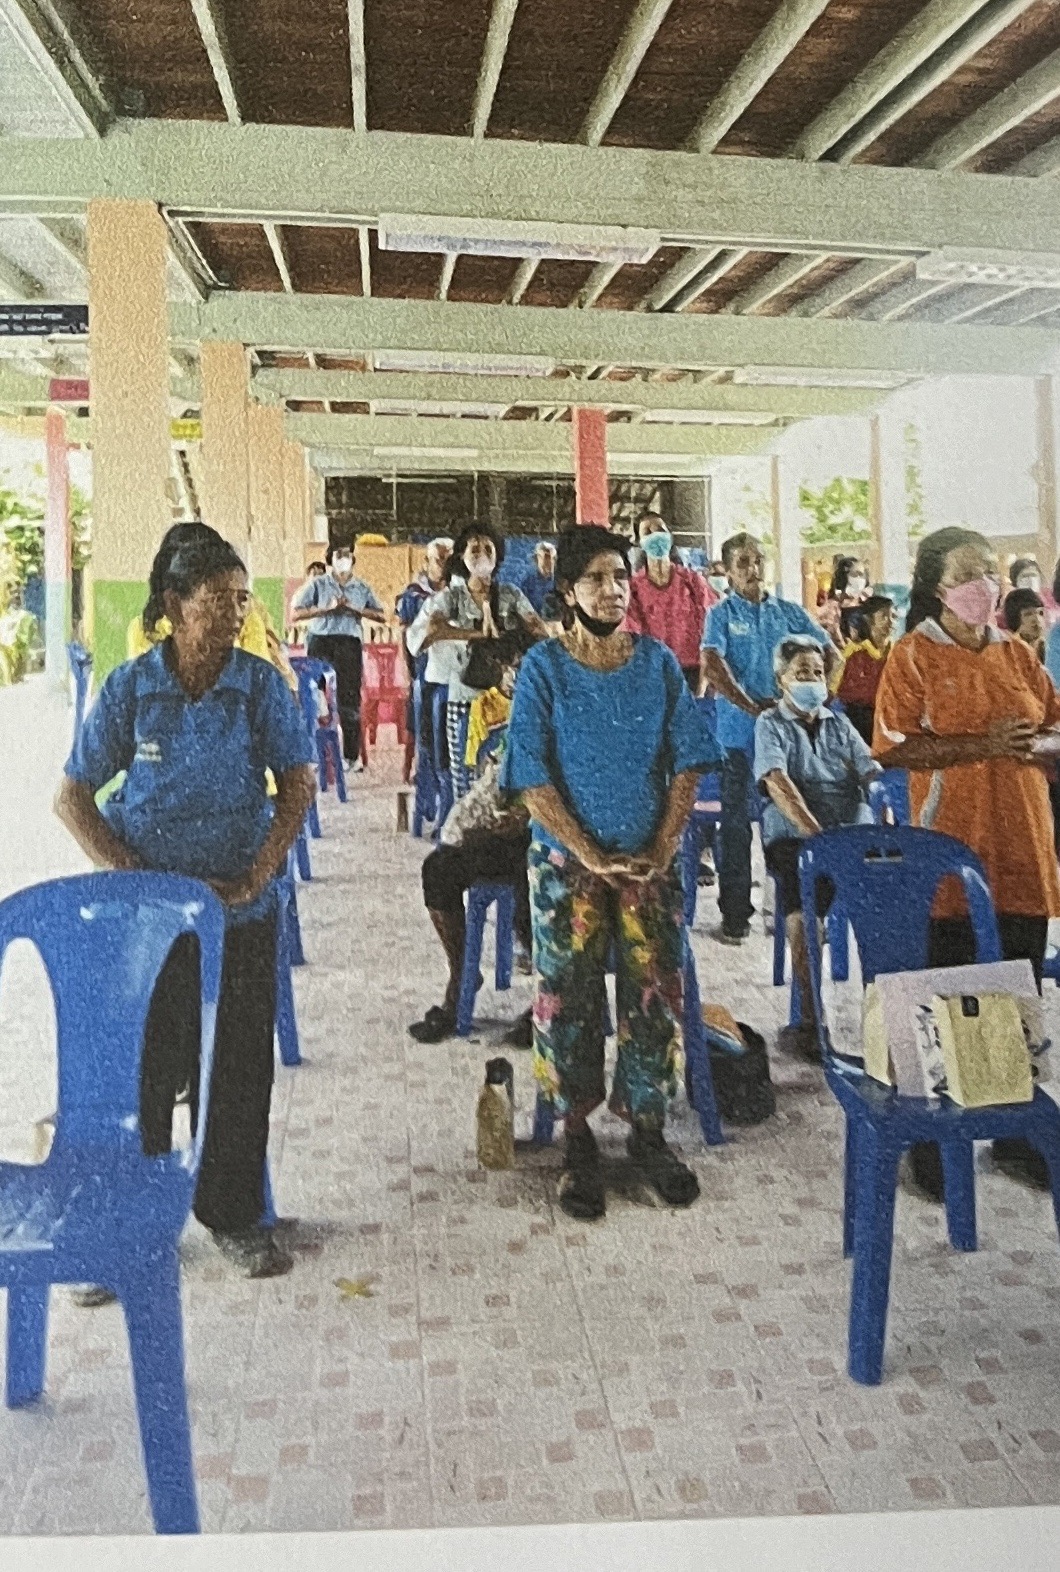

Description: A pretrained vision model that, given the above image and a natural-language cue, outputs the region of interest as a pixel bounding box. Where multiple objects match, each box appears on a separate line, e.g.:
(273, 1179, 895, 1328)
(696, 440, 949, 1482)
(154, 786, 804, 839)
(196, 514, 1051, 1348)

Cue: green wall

(254, 576, 285, 637)
(91, 579, 147, 681)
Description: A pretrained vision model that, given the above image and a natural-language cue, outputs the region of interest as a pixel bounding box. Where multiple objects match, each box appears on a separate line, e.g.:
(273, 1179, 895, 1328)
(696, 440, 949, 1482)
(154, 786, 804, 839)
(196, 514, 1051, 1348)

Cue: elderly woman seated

(755, 635, 882, 1061)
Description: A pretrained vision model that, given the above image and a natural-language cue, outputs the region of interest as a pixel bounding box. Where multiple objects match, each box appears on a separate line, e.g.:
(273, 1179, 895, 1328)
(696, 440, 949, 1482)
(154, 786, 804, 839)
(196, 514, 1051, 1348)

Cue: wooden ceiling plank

(921, 41, 1060, 170)
(723, 252, 824, 315)
(687, 0, 833, 154)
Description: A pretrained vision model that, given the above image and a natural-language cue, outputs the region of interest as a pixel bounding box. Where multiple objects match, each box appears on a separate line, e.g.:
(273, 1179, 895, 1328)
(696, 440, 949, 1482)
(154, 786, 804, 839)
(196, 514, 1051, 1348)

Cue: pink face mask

(940, 575, 999, 627)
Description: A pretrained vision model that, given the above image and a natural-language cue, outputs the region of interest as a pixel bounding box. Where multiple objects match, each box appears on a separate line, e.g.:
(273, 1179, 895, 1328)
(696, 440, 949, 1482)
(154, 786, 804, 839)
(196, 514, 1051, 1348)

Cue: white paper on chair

(862, 960, 1048, 1099)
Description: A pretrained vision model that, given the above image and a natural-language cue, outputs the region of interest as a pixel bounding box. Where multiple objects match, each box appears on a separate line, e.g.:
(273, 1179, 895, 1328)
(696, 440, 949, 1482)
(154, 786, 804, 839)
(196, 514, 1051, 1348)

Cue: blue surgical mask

(788, 679, 828, 715)
(642, 531, 672, 562)
(708, 575, 728, 594)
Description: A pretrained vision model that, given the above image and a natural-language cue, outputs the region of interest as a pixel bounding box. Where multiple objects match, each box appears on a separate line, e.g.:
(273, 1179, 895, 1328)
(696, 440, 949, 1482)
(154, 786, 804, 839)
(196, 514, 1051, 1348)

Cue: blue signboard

(0, 304, 88, 336)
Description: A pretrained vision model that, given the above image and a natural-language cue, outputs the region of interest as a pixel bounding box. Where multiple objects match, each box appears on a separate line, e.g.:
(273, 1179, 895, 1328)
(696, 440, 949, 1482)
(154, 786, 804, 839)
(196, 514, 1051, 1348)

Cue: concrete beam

(252, 366, 882, 417)
(688, 0, 831, 154)
(170, 292, 1060, 379)
(6, 121, 1060, 260)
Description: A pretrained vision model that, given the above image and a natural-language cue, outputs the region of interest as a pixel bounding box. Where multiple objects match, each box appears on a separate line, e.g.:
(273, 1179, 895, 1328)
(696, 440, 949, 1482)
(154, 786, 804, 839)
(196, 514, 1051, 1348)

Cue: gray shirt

(754, 700, 880, 846)
(291, 572, 383, 640)
(432, 580, 535, 704)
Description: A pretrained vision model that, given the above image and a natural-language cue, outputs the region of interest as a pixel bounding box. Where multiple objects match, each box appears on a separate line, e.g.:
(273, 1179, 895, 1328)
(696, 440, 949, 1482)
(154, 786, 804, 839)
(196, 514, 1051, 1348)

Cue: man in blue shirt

(290, 541, 386, 767)
(701, 532, 833, 944)
(518, 540, 557, 617)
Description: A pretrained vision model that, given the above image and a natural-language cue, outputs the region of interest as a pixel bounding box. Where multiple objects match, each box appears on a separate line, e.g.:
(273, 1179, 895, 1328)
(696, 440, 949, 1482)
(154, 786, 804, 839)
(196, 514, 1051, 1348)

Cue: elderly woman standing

(501, 526, 718, 1222)
(874, 525, 1060, 1197)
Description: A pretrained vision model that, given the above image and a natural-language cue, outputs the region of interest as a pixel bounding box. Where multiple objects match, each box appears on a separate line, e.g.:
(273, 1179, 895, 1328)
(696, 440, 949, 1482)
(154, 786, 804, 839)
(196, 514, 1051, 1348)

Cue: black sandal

(627, 1124, 700, 1208)
(408, 1005, 457, 1044)
(558, 1125, 606, 1221)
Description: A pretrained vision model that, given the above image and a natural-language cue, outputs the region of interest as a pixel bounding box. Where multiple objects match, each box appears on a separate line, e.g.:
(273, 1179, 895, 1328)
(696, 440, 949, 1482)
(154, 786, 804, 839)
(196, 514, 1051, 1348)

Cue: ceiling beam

(470, 0, 519, 138)
(252, 367, 882, 417)
(687, 0, 831, 153)
(10, 122, 1060, 261)
(189, 0, 242, 122)
(285, 411, 774, 460)
(1013, 132, 1060, 178)
(0, 0, 111, 136)
(723, 252, 823, 315)
(796, 0, 1037, 164)
(921, 43, 1060, 170)
(169, 292, 1060, 379)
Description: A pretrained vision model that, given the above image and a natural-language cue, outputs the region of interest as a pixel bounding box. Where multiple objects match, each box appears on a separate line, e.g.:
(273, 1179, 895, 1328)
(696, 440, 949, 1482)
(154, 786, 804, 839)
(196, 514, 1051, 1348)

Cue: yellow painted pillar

(200, 340, 251, 559)
(282, 441, 310, 577)
(1035, 377, 1059, 582)
(87, 198, 171, 678)
(247, 402, 286, 631)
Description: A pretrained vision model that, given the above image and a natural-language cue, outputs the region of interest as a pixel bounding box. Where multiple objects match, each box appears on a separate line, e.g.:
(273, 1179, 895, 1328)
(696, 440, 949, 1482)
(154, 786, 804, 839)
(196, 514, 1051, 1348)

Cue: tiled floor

(3, 677, 1060, 1535)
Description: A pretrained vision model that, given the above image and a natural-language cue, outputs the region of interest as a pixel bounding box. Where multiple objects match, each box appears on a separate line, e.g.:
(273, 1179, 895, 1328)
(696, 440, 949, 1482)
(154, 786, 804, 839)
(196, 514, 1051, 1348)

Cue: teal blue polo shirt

(702, 591, 829, 752)
(64, 644, 314, 926)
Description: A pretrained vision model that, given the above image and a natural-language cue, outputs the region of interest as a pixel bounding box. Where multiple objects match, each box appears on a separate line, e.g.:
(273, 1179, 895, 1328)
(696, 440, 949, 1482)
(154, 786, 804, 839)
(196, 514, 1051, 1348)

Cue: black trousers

(307, 633, 362, 762)
(419, 679, 450, 772)
(140, 914, 277, 1235)
(928, 914, 1048, 990)
(422, 833, 532, 949)
(719, 746, 755, 931)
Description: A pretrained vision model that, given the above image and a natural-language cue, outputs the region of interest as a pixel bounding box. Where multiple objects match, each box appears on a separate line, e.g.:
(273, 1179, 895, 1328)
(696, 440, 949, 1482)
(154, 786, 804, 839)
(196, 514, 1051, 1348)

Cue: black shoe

(907, 1141, 944, 1203)
(776, 1023, 822, 1063)
(504, 1008, 534, 1050)
(697, 864, 716, 888)
(408, 1005, 457, 1043)
(992, 1137, 1051, 1191)
(627, 1124, 700, 1208)
(70, 1284, 117, 1309)
(558, 1125, 606, 1221)
(714, 922, 750, 946)
(211, 1227, 293, 1278)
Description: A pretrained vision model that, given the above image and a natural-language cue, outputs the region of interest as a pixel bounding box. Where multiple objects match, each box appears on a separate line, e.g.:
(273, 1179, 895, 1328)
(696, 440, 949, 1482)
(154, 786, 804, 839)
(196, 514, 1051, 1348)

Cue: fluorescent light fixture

(916, 247, 1060, 289)
(373, 399, 509, 418)
(641, 408, 776, 426)
(373, 349, 556, 377)
(378, 214, 660, 265)
(733, 366, 908, 390)
(372, 445, 480, 459)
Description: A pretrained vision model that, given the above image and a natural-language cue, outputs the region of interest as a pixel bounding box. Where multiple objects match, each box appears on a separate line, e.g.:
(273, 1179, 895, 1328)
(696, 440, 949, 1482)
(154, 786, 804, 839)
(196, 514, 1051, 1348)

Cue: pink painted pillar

(44, 405, 71, 689)
(572, 406, 609, 525)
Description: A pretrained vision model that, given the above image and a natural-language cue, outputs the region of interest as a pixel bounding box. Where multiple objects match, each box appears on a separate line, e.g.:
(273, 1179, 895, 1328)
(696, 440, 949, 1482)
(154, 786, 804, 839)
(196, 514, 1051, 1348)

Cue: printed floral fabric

(528, 840, 685, 1125)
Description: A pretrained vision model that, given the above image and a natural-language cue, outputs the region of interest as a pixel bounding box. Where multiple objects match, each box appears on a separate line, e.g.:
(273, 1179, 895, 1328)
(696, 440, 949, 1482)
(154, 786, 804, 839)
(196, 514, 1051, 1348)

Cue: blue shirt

(397, 579, 435, 681)
(702, 591, 830, 751)
(291, 572, 383, 640)
(500, 635, 719, 856)
(754, 701, 880, 847)
(64, 645, 314, 926)
(519, 569, 555, 617)
(1046, 622, 1060, 689)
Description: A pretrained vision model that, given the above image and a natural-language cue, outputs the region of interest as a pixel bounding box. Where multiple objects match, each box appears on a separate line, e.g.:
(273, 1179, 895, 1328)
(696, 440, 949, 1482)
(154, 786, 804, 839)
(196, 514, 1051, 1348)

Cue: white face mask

(332, 555, 352, 575)
(846, 575, 867, 596)
(466, 553, 494, 582)
(1017, 573, 1041, 592)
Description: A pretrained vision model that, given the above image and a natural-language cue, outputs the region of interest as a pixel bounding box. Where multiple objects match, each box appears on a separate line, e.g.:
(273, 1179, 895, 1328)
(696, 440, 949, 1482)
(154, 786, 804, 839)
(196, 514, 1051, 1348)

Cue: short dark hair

(721, 532, 761, 569)
(142, 521, 228, 633)
(554, 525, 631, 595)
(635, 510, 667, 532)
(1003, 586, 1044, 632)
(451, 520, 506, 570)
(144, 530, 245, 633)
(1010, 556, 1039, 588)
(773, 634, 825, 676)
(907, 525, 993, 633)
(325, 543, 354, 567)
(307, 559, 326, 575)
(846, 594, 894, 641)
(831, 556, 863, 598)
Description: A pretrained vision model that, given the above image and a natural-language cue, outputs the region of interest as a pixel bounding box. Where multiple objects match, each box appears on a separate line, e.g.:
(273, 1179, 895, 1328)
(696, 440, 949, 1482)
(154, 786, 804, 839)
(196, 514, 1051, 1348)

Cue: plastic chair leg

(494, 887, 514, 992)
(941, 1140, 978, 1253)
(119, 1252, 200, 1535)
(828, 908, 850, 983)
(275, 916, 302, 1067)
(682, 944, 725, 1146)
(5, 1284, 49, 1408)
(772, 882, 786, 986)
(457, 897, 489, 1037)
(286, 887, 306, 968)
(315, 734, 329, 795)
(330, 736, 348, 803)
(842, 1121, 858, 1260)
(531, 1096, 555, 1146)
(307, 798, 321, 839)
(295, 826, 312, 882)
(848, 1127, 901, 1386)
(261, 1159, 277, 1229)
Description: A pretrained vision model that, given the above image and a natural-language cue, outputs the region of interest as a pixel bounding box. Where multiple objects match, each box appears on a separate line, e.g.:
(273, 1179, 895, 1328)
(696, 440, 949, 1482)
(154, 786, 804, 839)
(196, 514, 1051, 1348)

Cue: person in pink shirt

(624, 512, 710, 691)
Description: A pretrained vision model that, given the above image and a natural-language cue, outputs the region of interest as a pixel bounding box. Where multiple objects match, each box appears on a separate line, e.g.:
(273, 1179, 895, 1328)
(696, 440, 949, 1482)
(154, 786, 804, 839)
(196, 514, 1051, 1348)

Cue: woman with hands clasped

(56, 529, 317, 1279)
(873, 526, 1060, 1200)
(500, 526, 719, 1222)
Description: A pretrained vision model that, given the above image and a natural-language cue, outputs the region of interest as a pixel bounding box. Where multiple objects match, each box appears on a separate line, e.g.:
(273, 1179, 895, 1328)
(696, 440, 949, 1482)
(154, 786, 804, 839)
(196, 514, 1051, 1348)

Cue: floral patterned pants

(528, 840, 685, 1127)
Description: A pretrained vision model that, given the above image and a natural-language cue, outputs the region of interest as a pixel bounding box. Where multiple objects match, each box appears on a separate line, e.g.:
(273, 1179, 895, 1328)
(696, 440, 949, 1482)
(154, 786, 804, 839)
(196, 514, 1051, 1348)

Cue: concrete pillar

(87, 198, 172, 679)
(44, 407, 71, 690)
(248, 402, 287, 632)
(870, 409, 914, 598)
(1035, 377, 1059, 583)
(572, 407, 609, 525)
(773, 455, 800, 602)
(281, 441, 309, 577)
(200, 340, 251, 559)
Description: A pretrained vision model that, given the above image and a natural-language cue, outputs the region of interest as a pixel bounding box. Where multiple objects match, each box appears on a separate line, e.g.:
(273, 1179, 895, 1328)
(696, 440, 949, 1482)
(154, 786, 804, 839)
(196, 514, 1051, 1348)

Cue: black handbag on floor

(708, 1022, 776, 1126)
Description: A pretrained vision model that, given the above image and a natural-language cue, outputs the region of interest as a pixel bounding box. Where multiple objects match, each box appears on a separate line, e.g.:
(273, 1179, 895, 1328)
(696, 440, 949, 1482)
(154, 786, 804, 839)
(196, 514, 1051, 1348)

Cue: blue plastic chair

(0, 872, 225, 1534)
(681, 771, 721, 930)
(275, 852, 302, 1067)
(457, 883, 515, 1037)
(290, 657, 347, 803)
(868, 768, 911, 826)
(530, 936, 723, 1148)
(411, 678, 445, 837)
(66, 641, 92, 758)
(798, 825, 1060, 1385)
(294, 821, 312, 881)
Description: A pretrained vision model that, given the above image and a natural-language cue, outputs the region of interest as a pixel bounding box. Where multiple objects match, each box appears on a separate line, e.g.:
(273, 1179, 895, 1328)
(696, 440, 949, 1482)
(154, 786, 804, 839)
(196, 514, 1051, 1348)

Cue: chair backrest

(475, 726, 507, 776)
(0, 873, 225, 1163)
(362, 642, 403, 693)
(290, 656, 338, 731)
(66, 641, 93, 754)
(868, 767, 911, 826)
(798, 825, 1001, 992)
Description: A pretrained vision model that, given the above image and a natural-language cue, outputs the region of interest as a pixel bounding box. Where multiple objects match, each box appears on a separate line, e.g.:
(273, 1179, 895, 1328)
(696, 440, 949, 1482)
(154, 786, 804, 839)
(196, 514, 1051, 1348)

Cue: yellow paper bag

(932, 992, 1033, 1108)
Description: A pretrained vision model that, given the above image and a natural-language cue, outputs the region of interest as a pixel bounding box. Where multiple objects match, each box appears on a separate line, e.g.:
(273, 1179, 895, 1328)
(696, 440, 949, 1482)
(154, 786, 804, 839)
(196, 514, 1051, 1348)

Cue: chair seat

(827, 1064, 1060, 1144)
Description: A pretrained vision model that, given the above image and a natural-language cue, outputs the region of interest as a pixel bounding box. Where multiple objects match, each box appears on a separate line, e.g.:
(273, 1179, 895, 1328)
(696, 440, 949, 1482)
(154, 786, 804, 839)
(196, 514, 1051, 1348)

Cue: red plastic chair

(360, 642, 407, 764)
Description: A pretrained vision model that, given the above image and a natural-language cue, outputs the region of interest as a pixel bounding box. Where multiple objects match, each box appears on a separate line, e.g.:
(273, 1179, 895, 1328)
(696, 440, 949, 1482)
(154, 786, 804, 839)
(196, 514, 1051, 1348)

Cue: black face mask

(573, 602, 622, 639)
